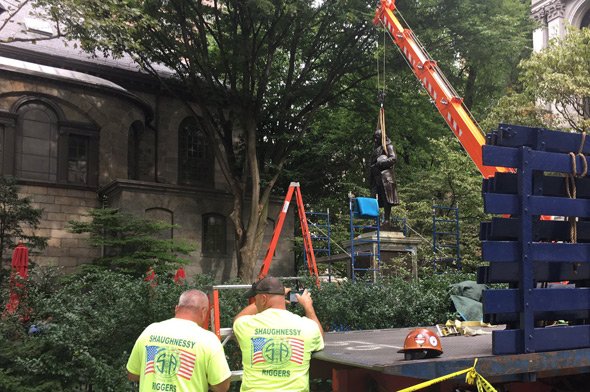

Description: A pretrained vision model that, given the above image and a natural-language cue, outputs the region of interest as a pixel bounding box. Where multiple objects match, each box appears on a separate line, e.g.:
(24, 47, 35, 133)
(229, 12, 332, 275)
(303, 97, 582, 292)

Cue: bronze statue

(370, 128, 399, 226)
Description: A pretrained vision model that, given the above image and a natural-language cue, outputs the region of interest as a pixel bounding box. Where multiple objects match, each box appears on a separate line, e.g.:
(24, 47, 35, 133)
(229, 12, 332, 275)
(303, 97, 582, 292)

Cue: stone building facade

(0, 6, 293, 281)
(532, 0, 590, 51)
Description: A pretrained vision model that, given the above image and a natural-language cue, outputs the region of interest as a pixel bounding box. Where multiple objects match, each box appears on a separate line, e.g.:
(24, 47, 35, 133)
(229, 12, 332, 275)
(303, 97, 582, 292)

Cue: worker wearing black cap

(233, 276, 324, 392)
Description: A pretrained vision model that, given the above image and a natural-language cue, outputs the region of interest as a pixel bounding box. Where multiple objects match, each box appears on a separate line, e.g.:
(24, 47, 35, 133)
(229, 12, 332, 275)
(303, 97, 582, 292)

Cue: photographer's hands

(296, 289, 324, 335)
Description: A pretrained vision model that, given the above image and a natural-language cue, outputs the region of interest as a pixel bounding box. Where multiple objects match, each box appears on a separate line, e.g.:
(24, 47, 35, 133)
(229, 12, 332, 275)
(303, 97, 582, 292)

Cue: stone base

(344, 231, 420, 280)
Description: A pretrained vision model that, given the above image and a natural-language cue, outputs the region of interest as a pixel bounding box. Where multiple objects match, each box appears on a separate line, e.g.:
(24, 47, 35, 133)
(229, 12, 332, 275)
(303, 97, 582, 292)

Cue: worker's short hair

(178, 289, 208, 309)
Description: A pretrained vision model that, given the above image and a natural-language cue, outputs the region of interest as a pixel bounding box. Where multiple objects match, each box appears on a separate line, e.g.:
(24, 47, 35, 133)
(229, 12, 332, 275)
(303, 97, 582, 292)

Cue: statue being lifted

(369, 128, 399, 227)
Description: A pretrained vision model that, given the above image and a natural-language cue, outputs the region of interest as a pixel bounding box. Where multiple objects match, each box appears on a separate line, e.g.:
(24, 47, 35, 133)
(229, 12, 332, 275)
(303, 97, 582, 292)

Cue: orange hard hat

(398, 328, 443, 360)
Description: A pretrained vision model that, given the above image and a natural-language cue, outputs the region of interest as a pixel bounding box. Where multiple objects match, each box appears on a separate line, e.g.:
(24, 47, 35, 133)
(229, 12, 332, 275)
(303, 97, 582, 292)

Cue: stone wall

(18, 184, 100, 271)
(0, 68, 295, 281)
(100, 180, 295, 282)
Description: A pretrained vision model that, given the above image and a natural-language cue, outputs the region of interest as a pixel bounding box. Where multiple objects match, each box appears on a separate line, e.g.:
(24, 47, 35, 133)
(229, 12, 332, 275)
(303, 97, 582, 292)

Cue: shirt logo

(251, 337, 305, 366)
(252, 337, 269, 364)
(145, 345, 160, 375)
(288, 338, 304, 364)
(144, 345, 196, 380)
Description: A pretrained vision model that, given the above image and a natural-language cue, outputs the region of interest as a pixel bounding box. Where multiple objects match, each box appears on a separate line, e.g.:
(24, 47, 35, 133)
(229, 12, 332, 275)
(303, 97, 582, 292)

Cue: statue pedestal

(343, 230, 421, 280)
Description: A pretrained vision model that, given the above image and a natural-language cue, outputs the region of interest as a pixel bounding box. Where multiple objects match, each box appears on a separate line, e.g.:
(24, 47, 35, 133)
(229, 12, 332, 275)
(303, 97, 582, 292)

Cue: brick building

(0, 3, 294, 281)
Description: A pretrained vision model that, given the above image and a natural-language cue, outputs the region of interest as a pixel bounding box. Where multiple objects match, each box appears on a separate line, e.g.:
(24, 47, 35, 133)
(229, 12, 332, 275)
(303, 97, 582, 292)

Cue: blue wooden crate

(480, 124, 590, 355)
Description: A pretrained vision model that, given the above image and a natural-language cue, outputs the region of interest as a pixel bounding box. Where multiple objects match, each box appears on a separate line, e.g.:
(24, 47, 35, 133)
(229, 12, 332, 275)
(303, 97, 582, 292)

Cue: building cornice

(532, 0, 567, 22)
(98, 179, 287, 204)
(98, 179, 235, 201)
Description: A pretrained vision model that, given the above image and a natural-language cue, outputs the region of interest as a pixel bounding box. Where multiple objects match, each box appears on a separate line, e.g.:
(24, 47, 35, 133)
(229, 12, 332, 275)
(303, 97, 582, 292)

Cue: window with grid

(7, 101, 98, 186)
(178, 117, 213, 186)
(202, 213, 226, 255)
(67, 134, 89, 184)
(15, 102, 59, 182)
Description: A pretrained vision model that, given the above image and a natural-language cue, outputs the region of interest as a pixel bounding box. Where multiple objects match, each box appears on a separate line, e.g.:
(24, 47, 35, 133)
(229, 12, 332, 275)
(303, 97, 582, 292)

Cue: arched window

(128, 121, 155, 181)
(62, 124, 99, 186)
(202, 213, 226, 255)
(128, 121, 142, 180)
(10, 99, 98, 186)
(145, 207, 174, 239)
(178, 117, 213, 186)
(15, 102, 59, 182)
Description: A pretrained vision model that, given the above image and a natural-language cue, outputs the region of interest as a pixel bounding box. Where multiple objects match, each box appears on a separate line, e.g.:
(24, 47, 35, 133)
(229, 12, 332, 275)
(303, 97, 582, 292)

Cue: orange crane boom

(374, 0, 510, 178)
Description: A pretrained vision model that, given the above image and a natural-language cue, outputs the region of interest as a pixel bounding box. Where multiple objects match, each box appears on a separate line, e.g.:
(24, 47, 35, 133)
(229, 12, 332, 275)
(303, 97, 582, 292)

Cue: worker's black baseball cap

(243, 277, 285, 298)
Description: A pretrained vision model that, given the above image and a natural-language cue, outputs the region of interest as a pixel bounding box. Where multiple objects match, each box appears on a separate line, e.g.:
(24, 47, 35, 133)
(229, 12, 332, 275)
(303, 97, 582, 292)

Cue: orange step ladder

(258, 182, 319, 283)
(208, 182, 320, 350)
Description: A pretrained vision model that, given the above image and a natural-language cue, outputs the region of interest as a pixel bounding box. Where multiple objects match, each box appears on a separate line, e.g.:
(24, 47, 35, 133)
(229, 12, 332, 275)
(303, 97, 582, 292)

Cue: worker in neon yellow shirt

(127, 289, 231, 392)
(233, 277, 324, 392)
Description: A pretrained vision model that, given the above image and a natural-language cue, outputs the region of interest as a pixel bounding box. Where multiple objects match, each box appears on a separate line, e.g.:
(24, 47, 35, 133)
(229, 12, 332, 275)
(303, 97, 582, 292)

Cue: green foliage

(398, 137, 485, 271)
(403, 0, 534, 113)
(68, 208, 195, 276)
(0, 175, 47, 262)
(0, 266, 474, 390)
(520, 26, 590, 132)
(483, 26, 590, 133)
(310, 271, 474, 330)
(480, 91, 559, 132)
(0, 267, 214, 391)
(35, 0, 376, 280)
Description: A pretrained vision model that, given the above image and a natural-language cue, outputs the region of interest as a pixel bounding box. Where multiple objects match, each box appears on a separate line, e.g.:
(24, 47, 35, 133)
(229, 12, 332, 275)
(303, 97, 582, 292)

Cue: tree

(286, 0, 534, 271)
(398, 137, 484, 271)
(34, 0, 376, 281)
(0, 176, 47, 263)
(67, 208, 195, 276)
(483, 27, 590, 133)
(384, 0, 534, 116)
(288, 0, 534, 198)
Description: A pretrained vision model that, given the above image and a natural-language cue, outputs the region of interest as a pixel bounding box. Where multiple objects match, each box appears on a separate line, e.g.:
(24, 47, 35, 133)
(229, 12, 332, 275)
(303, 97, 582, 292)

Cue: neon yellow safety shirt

(126, 318, 231, 392)
(233, 308, 324, 392)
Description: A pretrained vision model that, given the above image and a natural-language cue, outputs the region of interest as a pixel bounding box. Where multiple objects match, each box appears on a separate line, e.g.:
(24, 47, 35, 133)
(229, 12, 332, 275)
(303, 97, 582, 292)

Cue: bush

(0, 268, 473, 390)
(68, 208, 195, 276)
(0, 267, 211, 391)
(311, 271, 475, 331)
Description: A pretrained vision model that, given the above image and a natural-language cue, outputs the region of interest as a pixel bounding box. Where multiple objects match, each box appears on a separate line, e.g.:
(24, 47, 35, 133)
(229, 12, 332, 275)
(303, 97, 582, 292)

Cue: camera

(287, 290, 304, 304)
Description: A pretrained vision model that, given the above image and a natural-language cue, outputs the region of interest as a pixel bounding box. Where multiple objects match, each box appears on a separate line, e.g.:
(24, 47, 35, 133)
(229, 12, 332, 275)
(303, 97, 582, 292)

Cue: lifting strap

(376, 28, 390, 155)
(377, 105, 388, 154)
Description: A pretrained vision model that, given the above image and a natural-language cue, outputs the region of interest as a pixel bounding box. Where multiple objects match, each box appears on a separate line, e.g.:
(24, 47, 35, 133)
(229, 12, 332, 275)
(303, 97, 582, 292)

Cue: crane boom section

(374, 0, 507, 178)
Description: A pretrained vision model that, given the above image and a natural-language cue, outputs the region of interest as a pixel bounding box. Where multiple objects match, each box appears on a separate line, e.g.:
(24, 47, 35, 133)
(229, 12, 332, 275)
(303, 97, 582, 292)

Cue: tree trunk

(197, 107, 275, 283)
(236, 205, 269, 282)
(463, 65, 477, 110)
(236, 116, 268, 282)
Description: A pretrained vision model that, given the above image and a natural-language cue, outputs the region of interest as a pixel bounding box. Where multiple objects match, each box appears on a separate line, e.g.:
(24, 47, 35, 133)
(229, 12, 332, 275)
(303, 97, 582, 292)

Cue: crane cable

(376, 28, 389, 154)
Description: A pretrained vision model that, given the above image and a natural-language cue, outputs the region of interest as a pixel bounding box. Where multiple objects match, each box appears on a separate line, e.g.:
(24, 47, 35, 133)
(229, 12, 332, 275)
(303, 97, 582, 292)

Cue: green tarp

(448, 280, 488, 322)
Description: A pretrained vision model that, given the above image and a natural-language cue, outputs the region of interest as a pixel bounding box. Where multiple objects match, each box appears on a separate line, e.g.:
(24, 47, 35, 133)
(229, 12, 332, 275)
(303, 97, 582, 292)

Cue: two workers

(126, 276, 324, 392)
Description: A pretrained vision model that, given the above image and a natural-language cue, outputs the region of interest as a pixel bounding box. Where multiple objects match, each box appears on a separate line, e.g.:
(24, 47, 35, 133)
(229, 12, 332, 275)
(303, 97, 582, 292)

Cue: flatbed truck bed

(311, 327, 590, 391)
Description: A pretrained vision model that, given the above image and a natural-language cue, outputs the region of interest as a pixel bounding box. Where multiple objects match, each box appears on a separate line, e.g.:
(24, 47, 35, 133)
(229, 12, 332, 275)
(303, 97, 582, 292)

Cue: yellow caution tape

(397, 359, 497, 392)
(465, 360, 497, 392)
